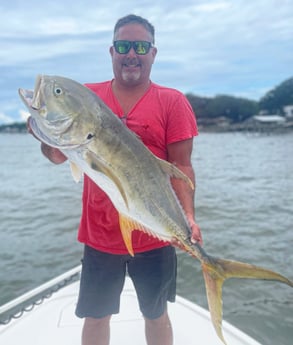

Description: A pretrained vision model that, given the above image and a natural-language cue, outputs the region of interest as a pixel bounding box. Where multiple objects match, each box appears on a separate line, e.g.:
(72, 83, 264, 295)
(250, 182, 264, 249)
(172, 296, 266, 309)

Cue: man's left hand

(170, 222, 203, 250)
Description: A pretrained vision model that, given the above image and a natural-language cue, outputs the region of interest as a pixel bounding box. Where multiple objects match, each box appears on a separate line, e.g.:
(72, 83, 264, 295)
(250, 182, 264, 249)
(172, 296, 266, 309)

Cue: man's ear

(151, 46, 157, 61)
(109, 46, 114, 57)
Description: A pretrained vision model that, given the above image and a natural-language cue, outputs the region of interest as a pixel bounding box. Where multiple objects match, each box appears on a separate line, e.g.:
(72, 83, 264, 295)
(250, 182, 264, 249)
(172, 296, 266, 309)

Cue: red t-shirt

(77, 81, 198, 254)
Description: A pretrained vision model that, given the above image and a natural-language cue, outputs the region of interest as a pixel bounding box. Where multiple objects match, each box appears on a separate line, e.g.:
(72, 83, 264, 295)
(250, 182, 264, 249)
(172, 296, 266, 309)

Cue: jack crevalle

(19, 75, 293, 345)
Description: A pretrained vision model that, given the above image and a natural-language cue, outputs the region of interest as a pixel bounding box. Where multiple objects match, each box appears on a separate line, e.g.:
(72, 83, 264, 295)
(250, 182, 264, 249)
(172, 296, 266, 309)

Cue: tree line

(186, 76, 293, 123)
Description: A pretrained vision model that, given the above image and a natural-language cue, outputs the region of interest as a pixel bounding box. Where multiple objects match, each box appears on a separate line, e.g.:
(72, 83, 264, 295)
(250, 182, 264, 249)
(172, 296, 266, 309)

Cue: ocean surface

(0, 132, 292, 345)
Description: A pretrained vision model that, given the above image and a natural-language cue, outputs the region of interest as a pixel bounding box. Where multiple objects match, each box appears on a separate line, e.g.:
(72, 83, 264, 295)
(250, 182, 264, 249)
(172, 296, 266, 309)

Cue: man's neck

(111, 79, 151, 115)
(112, 79, 151, 95)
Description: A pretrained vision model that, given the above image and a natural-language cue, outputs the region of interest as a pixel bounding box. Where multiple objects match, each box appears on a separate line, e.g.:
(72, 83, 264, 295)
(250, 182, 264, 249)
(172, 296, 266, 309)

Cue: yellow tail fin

(201, 257, 293, 345)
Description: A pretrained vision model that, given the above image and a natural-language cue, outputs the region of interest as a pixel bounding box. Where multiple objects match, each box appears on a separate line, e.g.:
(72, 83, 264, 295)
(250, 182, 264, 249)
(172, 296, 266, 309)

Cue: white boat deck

(0, 267, 262, 345)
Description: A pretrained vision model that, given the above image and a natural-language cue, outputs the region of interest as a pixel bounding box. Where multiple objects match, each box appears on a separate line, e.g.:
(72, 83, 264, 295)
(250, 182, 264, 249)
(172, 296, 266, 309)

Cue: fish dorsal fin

(156, 157, 194, 190)
(85, 150, 129, 209)
(70, 162, 83, 182)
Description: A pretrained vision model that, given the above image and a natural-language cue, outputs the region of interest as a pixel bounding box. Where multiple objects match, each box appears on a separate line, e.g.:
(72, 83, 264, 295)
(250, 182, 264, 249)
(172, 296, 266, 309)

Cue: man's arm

(167, 138, 203, 245)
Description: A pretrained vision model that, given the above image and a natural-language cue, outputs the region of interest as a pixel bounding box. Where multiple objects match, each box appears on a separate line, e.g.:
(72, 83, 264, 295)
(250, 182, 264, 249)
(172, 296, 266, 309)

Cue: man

(31, 14, 202, 345)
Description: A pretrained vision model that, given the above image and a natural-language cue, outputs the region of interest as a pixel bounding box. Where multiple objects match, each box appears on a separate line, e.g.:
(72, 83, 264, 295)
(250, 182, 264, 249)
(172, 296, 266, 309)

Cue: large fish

(19, 75, 293, 345)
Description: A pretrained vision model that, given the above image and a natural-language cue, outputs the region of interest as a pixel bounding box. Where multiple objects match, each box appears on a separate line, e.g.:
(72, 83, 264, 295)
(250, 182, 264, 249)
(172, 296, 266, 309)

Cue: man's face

(110, 23, 157, 87)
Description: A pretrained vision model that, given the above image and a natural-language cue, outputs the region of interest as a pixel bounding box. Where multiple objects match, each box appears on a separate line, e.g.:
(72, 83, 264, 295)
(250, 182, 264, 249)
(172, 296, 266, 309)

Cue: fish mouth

(19, 77, 77, 149)
(18, 86, 55, 146)
(19, 75, 89, 150)
(18, 75, 44, 109)
(18, 88, 34, 108)
(28, 116, 59, 147)
(28, 116, 82, 150)
(19, 75, 69, 122)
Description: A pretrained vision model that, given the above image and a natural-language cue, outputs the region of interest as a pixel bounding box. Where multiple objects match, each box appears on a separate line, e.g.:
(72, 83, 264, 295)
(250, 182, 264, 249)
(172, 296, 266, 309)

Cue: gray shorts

(75, 245, 177, 320)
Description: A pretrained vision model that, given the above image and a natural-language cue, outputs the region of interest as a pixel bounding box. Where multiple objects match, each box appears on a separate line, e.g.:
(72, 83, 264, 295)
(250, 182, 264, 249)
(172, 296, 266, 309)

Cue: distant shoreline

(198, 120, 293, 133)
(0, 123, 27, 134)
(0, 120, 292, 134)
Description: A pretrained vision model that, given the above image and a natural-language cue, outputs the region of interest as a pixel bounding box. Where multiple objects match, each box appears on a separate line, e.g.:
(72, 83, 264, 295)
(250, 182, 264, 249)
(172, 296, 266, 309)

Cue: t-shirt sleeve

(166, 92, 198, 145)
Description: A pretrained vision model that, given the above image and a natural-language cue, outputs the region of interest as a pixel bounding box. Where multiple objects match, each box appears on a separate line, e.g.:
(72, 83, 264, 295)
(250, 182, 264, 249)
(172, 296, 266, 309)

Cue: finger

(191, 223, 203, 246)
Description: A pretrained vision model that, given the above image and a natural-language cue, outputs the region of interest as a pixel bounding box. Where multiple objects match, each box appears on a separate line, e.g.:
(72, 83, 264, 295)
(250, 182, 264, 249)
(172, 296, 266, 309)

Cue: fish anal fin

(85, 150, 129, 209)
(119, 214, 167, 257)
(119, 214, 136, 257)
(70, 162, 83, 182)
(156, 157, 194, 190)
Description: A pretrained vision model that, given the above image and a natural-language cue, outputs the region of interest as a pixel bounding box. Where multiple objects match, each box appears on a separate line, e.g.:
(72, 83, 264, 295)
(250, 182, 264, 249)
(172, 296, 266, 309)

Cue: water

(0, 132, 292, 345)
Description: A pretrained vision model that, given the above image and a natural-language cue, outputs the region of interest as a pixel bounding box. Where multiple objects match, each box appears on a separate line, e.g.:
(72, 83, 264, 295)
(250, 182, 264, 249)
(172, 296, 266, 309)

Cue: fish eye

(54, 86, 63, 96)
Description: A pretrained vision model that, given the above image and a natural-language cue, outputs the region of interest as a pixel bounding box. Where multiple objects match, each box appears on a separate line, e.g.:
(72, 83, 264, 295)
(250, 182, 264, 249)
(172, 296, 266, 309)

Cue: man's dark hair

(113, 14, 155, 43)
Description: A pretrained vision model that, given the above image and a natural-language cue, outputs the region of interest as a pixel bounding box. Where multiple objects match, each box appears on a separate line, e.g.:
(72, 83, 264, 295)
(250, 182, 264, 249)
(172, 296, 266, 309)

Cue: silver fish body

(20, 75, 195, 251)
(19, 75, 293, 345)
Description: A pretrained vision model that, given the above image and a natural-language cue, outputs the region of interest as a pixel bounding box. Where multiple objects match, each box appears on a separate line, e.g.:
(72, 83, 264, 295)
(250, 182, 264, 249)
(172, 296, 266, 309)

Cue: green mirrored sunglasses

(113, 40, 153, 55)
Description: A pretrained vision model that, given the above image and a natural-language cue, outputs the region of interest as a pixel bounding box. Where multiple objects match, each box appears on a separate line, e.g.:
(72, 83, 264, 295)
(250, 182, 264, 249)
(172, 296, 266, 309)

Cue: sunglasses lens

(133, 42, 151, 55)
(114, 41, 131, 54)
(114, 41, 152, 55)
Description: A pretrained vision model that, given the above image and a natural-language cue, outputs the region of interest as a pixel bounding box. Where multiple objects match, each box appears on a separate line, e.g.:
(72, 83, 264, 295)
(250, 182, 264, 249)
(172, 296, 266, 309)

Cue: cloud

(194, 1, 231, 12)
(0, 36, 102, 67)
(0, 112, 16, 124)
(0, 0, 292, 124)
(19, 110, 30, 122)
(0, 2, 124, 40)
(0, 108, 29, 124)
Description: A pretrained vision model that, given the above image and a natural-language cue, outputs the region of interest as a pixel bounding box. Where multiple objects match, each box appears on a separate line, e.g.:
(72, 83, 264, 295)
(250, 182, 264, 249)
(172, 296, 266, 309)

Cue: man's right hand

(40, 143, 68, 164)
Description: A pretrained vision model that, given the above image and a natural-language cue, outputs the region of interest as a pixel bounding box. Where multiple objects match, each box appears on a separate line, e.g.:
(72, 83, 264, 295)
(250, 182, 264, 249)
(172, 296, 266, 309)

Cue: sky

(1, 0, 292, 124)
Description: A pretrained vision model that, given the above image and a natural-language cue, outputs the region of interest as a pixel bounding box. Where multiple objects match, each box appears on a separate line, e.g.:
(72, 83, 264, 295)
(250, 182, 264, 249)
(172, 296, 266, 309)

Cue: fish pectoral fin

(70, 162, 83, 182)
(85, 150, 129, 209)
(156, 157, 194, 190)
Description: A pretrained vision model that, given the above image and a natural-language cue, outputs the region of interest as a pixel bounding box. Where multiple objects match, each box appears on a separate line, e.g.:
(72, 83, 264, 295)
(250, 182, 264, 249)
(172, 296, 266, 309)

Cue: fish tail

(201, 257, 293, 345)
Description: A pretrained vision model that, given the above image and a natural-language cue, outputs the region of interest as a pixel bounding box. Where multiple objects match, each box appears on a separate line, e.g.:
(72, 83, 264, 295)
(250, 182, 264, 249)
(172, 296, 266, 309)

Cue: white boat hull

(0, 267, 262, 345)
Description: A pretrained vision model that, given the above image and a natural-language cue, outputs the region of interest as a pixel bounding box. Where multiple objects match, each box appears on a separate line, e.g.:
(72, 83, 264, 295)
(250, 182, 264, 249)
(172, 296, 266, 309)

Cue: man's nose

(127, 46, 137, 57)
